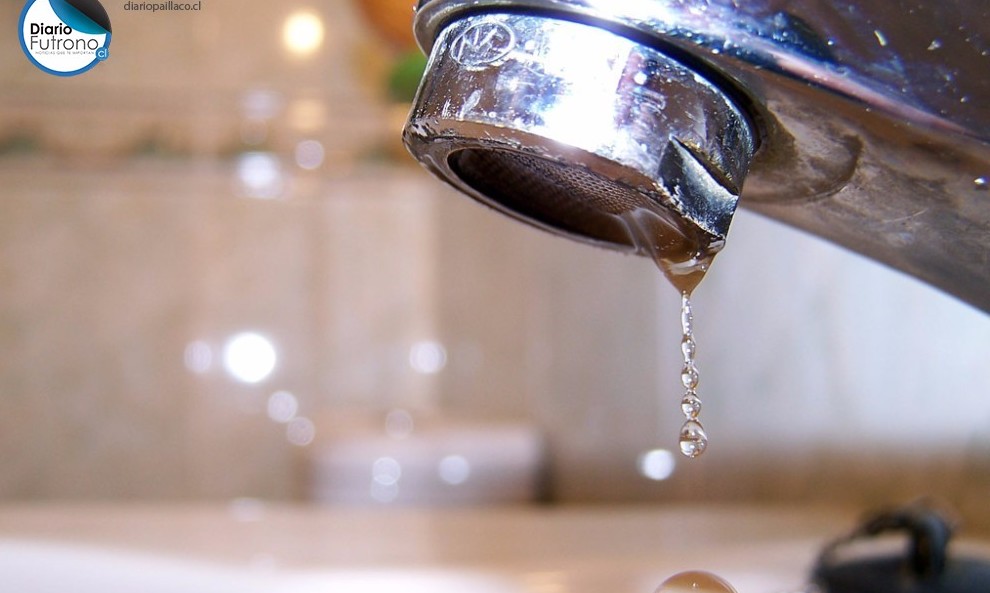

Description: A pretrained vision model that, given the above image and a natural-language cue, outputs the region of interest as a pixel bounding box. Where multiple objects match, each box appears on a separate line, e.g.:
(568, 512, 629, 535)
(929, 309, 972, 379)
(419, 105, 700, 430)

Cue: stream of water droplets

(678, 292, 708, 458)
(619, 208, 720, 458)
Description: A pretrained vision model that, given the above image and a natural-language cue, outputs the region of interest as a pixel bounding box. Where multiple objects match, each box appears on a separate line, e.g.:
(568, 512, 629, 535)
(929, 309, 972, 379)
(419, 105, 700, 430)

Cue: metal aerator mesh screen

(449, 148, 659, 248)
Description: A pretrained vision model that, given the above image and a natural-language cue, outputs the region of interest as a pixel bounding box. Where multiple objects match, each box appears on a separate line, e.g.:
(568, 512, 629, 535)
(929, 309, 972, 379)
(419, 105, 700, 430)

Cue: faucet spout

(403, 11, 757, 278)
(405, 0, 990, 311)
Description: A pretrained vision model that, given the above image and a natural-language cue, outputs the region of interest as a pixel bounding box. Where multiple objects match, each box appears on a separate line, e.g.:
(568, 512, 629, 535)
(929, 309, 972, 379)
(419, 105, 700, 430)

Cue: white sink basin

(0, 541, 523, 593)
(0, 540, 818, 593)
(0, 505, 857, 593)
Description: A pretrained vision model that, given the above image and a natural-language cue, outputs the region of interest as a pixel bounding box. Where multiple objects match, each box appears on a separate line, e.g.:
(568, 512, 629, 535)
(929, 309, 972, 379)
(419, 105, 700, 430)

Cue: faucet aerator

(403, 12, 757, 255)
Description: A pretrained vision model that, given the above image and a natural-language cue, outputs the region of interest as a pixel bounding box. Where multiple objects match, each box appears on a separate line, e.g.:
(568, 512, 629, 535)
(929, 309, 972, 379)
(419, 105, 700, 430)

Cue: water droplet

(680, 294, 693, 333)
(681, 364, 699, 390)
(928, 39, 943, 51)
(975, 177, 988, 191)
(681, 335, 696, 358)
(679, 420, 708, 458)
(656, 571, 736, 593)
(681, 393, 702, 419)
(676, 293, 708, 457)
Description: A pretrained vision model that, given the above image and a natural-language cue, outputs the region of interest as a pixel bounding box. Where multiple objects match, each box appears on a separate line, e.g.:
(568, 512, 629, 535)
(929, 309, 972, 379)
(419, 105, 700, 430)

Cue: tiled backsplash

(2, 0, 989, 531)
(0, 161, 443, 499)
(5, 155, 989, 521)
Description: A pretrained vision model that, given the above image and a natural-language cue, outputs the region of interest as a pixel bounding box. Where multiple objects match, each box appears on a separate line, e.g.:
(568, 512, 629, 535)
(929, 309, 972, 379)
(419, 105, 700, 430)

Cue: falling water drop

(681, 393, 702, 419)
(681, 364, 699, 390)
(679, 420, 708, 458)
(680, 297, 694, 334)
(681, 335, 696, 358)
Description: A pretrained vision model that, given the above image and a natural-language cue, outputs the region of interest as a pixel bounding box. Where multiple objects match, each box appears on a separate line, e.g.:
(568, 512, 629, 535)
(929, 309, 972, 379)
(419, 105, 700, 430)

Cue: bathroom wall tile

(0, 161, 441, 500)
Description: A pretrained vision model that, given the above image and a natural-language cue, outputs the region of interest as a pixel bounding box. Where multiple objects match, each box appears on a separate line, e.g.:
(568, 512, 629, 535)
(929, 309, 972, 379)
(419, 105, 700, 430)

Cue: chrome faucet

(403, 0, 990, 311)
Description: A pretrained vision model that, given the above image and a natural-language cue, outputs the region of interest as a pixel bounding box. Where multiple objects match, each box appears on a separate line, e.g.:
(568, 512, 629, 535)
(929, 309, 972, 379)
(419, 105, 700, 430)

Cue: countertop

(0, 503, 867, 593)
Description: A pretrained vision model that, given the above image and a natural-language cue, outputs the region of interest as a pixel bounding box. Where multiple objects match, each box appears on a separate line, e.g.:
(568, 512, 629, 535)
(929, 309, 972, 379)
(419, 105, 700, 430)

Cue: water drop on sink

(656, 570, 736, 593)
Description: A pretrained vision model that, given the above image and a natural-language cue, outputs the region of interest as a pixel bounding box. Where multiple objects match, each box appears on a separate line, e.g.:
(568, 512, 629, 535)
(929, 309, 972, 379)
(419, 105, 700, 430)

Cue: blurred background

(1, 0, 988, 530)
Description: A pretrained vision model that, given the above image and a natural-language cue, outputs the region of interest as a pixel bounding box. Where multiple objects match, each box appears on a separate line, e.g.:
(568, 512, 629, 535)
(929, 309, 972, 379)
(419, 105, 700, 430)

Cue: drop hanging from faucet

(618, 207, 715, 458)
(404, 11, 755, 458)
